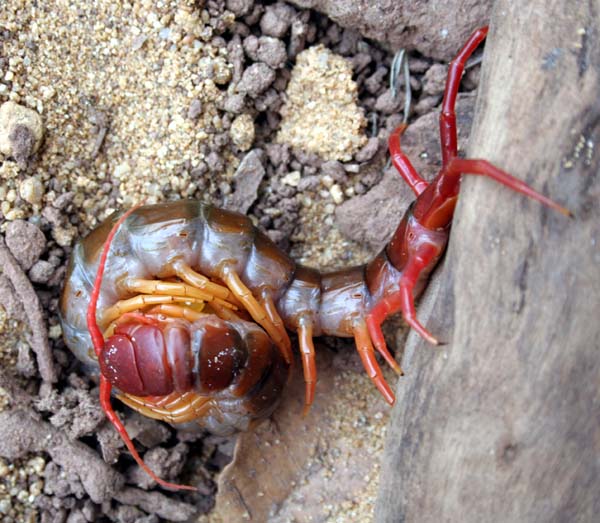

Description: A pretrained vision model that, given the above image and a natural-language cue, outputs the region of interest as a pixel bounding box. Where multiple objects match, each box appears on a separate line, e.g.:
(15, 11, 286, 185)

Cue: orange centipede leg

(297, 316, 317, 415)
(221, 265, 291, 362)
(260, 289, 293, 365)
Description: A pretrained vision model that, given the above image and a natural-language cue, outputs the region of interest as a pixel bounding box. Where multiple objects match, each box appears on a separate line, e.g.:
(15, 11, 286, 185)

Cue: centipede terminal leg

(444, 158, 572, 217)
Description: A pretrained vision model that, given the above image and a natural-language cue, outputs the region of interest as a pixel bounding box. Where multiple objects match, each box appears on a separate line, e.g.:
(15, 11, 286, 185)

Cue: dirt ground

(0, 1, 486, 522)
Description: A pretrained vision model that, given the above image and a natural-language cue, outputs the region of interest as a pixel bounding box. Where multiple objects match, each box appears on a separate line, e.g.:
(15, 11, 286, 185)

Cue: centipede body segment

(60, 26, 570, 490)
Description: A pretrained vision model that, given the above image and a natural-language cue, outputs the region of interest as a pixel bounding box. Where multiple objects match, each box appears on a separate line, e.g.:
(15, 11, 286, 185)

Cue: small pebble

(260, 3, 295, 38)
(330, 184, 344, 204)
(187, 99, 203, 120)
(28, 260, 55, 284)
(19, 176, 44, 206)
(422, 63, 448, 96)
(0, 101, 44, 165)
(255, 36, 287, 69)
(5, 220, 46, 270)
(226, 0, 254, 17)
(237, 62, 276, 96)
(355, 137, 380, 162)
(230, 113, 255, 151)
(281, 171, 301, 187)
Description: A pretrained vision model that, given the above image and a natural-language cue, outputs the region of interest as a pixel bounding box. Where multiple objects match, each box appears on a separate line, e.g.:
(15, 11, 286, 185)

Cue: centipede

(59, 27, 570, 491)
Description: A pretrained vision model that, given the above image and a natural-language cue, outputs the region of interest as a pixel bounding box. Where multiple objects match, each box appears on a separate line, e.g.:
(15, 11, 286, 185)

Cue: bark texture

(375, 1, 600, 521)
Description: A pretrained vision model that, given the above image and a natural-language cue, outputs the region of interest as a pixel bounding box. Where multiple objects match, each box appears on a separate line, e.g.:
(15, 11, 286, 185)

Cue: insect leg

(172, 260, 238, 303)
(100, 294, 205, 324)
(445, 158, 572, 216)
(124, 278, 236, 310)
(220, 265, 291, 361)
(259, 288, 293, 365)
(100, 376, 197, 491)
(145, 304, 207, 321)
(368, 243, 441, 346)
(440, 26, 488, 165)
(353, 320, 395, 405)
(388, 123, 429, 196)
(297, 315, 317, 415)
(363, 313, 404, 375)
(118, 391, 213, 424)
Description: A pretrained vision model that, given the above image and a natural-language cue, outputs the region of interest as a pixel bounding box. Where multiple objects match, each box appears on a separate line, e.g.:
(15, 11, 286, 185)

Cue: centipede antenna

(390, 48, 412, 124)
(88, 204, 142, 356)
(370, 112, 379, 137)
(99, 377, 197, 492)
(465, 52, 484, 70)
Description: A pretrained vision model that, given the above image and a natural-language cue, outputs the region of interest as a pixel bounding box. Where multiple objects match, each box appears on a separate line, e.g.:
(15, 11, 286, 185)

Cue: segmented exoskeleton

(60, 26, 570, 490)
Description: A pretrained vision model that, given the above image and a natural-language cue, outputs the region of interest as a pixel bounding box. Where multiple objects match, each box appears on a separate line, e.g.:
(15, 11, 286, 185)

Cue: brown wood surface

(375, 1, 600, 522)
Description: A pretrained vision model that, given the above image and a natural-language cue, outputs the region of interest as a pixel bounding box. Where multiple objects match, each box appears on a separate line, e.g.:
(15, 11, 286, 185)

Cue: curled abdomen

(60, 200, 443, 429)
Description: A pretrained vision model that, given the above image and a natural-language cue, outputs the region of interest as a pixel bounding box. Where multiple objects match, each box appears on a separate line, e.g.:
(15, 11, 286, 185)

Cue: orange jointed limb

(144, 304, 207, 322)
(364, 312, 403, 375)
(118, 391, 213, 424)
(297, 316, 316, 415)
(221, 265, 291, 361)
(103, 311, 164, 338)
(172, 260, 237, 303)
(353, 320, 395, 405)
(259, 289, 293, 365)
(123, 278, 236, 310)
(100, 294, 206, 324)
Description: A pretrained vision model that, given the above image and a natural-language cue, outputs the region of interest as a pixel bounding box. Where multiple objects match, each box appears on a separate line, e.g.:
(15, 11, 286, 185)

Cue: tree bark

(375, 1, 600, 522)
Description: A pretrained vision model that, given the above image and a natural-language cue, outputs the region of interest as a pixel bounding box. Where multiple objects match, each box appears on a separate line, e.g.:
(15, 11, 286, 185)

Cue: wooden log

(375, 1, 600, 521)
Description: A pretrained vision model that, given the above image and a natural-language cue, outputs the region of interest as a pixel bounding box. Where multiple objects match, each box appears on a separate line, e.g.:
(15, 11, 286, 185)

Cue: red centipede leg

(388, 124, 429, 196)
(297, 316, 317, 415)
(353, 320, 395, 405)
(87, 205, 142, 357)
(364, 316, 404, 376)
(88, 204, 197, 492)
(440, 26, 489, 166)
(445, 158, 572, 217)
(367, 243, 441, 347)
(99, 377, 196, 491)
